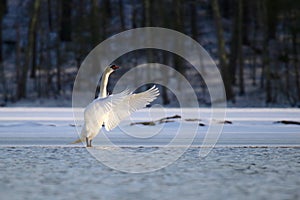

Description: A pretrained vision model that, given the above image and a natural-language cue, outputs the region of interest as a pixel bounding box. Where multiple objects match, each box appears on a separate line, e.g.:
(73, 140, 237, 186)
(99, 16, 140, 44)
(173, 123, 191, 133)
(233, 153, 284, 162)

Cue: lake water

(0, 146, 299, 200)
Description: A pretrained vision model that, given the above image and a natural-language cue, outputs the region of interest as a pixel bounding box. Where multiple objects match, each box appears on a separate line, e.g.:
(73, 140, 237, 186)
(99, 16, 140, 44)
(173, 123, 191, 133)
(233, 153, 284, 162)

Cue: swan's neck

(99, 70, 111, 98)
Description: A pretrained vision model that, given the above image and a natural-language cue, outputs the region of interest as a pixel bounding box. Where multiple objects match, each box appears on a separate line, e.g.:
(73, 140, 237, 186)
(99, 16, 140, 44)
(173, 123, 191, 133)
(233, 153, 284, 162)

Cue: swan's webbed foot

(86, 137, 92, 147)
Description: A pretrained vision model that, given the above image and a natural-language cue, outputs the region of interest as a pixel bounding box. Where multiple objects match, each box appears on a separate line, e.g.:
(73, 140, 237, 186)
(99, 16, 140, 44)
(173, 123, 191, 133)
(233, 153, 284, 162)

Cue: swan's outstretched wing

(83, 89, 130, 128)
(104, 85, 160, 131)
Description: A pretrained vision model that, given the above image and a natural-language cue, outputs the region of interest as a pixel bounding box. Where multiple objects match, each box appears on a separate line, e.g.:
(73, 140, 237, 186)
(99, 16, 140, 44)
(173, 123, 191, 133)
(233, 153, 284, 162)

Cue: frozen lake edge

(0, 107, 300, 147)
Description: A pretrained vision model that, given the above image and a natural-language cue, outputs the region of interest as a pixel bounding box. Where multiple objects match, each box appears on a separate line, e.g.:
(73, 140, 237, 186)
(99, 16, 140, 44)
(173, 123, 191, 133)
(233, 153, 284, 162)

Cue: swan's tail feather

(70, 138, 83, 144)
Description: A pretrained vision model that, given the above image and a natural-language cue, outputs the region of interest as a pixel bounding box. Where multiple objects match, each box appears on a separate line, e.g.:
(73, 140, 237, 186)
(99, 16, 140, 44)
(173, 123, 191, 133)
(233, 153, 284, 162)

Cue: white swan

(73, 65, 160, 147)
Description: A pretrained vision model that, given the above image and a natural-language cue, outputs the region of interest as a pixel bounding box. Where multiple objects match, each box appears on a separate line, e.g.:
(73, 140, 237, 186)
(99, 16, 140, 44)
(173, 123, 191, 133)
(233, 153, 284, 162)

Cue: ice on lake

(0, 108, 300, 199)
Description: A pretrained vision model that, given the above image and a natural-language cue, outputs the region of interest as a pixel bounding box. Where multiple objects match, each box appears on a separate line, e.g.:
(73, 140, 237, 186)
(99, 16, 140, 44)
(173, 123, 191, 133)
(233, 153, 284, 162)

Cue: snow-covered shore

(0, 107, 299, 147)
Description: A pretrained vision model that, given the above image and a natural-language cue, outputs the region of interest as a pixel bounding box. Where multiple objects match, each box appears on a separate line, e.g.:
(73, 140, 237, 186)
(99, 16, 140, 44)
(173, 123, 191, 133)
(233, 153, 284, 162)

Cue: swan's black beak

(110, 65, 119, 71)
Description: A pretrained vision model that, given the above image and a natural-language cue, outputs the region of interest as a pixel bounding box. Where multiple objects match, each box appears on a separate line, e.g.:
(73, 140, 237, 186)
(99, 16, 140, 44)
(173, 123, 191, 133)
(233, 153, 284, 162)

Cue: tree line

(0, 0, 299, 106)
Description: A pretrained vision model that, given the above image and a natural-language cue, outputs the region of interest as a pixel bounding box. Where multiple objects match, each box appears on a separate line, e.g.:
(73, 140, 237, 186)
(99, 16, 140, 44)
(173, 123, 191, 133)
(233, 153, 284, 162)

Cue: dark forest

(0, 0, 299, 107)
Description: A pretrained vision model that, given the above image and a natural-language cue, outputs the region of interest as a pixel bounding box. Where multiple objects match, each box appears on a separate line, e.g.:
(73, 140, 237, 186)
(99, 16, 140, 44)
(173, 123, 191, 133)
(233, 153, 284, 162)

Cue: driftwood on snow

(130, 115, 181, 126)
(274, 120, 300, 125)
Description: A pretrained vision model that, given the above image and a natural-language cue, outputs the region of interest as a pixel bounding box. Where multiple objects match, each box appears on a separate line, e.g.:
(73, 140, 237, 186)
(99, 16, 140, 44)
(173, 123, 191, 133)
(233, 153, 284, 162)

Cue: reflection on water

(0, 147, 299, 200)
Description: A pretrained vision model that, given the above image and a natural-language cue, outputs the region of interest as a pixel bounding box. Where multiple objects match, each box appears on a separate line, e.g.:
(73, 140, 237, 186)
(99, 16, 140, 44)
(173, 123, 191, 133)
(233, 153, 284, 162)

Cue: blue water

(0, 146, 299, 200)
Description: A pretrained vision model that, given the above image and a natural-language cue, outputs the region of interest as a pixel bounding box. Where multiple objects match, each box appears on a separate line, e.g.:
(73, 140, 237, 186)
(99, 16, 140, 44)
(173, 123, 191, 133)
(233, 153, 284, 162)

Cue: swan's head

(110, 64, 119, 70)
(105, 64, 119, 74)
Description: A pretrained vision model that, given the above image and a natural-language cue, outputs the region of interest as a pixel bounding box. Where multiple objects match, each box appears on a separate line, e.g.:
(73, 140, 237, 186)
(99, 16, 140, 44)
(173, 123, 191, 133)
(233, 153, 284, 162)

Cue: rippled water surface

(0, 147, 299, 200)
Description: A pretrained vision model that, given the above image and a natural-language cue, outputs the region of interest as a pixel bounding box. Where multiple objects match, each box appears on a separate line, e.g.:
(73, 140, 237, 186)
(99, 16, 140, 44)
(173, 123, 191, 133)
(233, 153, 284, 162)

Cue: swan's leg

(86, 137, 91, 147)
(86, 137, 89, 147)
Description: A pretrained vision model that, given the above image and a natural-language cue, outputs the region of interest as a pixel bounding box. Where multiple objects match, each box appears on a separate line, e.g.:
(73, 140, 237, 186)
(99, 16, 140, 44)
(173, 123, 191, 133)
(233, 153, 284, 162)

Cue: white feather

(104, 86, 159, 131)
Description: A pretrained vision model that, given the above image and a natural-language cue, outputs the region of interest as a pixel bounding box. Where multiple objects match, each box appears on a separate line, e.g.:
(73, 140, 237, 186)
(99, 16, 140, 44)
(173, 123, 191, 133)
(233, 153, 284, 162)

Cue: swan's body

(76, 65, 159, 147)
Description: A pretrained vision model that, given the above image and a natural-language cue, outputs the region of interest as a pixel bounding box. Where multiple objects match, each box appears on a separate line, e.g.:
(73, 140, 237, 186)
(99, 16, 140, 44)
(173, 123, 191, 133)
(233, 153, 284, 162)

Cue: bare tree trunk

(292, 29, 300, 101)
(118, 0, 125, 30)
(228, 2, 238, 86)
(173, 0, 185, 75)
(60, 0, 72, 41)
(162, 53, 171, 105)
(91, 0, 100, 46)
(261, 0, 272, 103)
(144, 0, 154, 66)
(56, 43, 61, 93)
(53, 0, 61, 95)
(0, 0, 7, 103)
(211, 0, 234, 101)
(190, 2, 198, 41)
(131, 0, 137, 28)
(55, 0, 62, 93)
(256, 1, 265, 89)
(144, 0, 151, 27)
(242, 1, 250, 45)
(47, 0, 53, 31)
(30, 30, 37, 79)
(36, 33, 44, 98)
(237, 0, 245, 95)
(15, 23, 21, 100)
(250, 3, 258, 86)
(44, 1, 54, 97)
(73, 0, 86, 69)
(283, 52, 290, 102)
(100, 0, 111, 40)
(229, 0, 244, 95)
(17, 0, 41, 99)
(158, 1, 170, 105)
